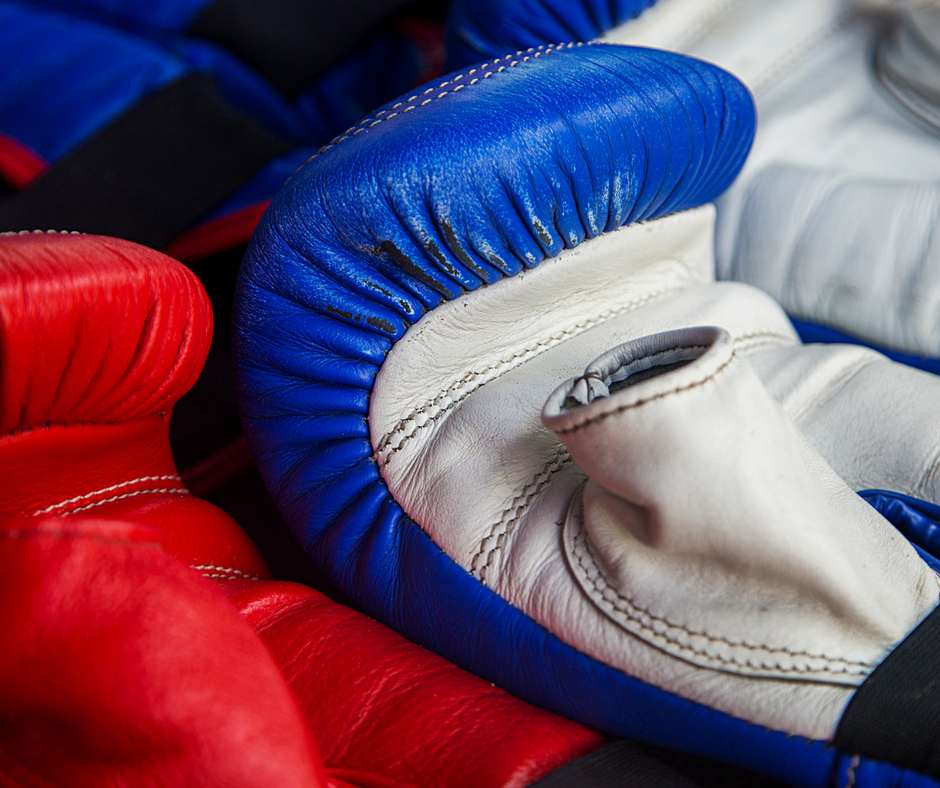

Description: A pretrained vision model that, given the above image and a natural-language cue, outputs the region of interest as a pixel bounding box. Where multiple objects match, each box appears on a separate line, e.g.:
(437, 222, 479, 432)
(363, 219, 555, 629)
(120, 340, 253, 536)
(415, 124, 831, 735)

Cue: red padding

(0, 516, 325, 788)
(0, 232, 212, 430)
(223, 580, 607, 788)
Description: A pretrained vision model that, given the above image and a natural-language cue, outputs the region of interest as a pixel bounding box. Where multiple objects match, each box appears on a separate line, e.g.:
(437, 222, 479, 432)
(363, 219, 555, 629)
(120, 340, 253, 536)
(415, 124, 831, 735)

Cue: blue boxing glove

(234, 43, 940, 788)
(446, 0, 940, 372)
(0, 0, 315, 254)
(18, 0, 442, 146)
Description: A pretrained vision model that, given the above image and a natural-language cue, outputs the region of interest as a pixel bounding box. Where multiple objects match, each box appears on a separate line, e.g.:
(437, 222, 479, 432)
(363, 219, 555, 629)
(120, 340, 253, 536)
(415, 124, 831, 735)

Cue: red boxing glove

(0, 230, 268, 580)
(0, 515, 326, 788)
(222, 579, 607, 788)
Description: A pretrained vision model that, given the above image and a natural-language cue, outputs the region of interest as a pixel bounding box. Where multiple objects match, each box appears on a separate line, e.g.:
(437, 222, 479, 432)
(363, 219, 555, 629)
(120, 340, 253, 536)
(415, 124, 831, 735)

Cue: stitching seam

(34, 476, 183, 514)
(846, 755, 860, 788)
(308, 43, 587, 165)
(471, 447, 570, 582)
(571, 517, 874, 675)
(554, 351, 736, 435)
(64, 488, 189, 515)
(193, 564, 262, 581)
(464, 330, 793, 576)
(377, 284, 686, 460)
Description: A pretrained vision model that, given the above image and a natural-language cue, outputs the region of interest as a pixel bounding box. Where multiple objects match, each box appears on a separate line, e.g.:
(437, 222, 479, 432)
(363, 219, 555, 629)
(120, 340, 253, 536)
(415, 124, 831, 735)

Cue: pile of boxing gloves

(6, 1, 940, 787)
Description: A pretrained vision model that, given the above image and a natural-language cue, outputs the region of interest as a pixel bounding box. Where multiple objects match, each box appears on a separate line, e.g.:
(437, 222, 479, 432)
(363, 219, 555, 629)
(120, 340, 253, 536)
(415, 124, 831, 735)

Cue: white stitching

(34, 476, 183, 514)
(306, 43, 580, 164)
(66, 488, 189, 515)
(846, 755, 860, 788)
(193, 564, 262, 581)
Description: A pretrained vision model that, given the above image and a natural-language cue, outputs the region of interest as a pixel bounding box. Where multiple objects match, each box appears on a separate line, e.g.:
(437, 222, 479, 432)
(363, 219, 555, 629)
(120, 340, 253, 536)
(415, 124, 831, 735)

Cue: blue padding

(446, 0, 658, 70)
(234, 45, 940, 787)
(792, 318, 940, 377)
(0, 0, 186, 163)
(862, 490, 940, 572)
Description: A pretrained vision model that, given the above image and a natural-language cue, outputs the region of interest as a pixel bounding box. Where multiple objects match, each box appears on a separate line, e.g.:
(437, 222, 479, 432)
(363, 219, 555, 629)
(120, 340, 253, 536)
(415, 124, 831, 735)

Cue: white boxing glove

(605, 0, 940, 362)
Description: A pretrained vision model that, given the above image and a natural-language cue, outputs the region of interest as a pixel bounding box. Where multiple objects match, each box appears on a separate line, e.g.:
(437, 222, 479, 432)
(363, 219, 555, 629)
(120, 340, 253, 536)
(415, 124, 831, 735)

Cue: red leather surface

(223, 580, 607, 788)
(0, 516, 326, 788)
(0, 232, 269, 579)
(0, 232, 209, 430)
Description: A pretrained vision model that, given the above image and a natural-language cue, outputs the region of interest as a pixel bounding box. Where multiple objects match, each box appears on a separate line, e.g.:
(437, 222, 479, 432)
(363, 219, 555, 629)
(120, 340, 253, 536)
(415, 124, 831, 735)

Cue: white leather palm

(604, 0, 940, 358)
(371, 207, 940, 740)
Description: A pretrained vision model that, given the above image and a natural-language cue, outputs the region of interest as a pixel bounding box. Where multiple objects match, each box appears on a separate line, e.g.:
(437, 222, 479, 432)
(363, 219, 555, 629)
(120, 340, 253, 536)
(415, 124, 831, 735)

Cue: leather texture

(0, 231, 269, 579)
(222, 579, 607, 788)
(0, 515, 326, 788)
(234, 43, 940, 788)
(602, 0, 940, 362)
(447, 0, 940, 363)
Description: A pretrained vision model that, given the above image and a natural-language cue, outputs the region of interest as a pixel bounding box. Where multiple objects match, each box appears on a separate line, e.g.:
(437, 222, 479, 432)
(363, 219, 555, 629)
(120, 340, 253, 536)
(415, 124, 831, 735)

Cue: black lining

(529, 741, 702, 788)
(0, 73, 290, 250)
(834, 603, 940, 778)
(187, 0, 415, 97)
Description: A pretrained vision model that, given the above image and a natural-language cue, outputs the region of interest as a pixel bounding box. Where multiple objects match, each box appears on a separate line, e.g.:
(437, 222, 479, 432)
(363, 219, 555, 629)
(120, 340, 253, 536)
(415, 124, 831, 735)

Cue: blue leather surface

(863, 491, 940, 573)
(446, 0, 657, 70)
(233, 44, 940, 788)
(0, 0, 185, 163)
(792, 318, 940, 376)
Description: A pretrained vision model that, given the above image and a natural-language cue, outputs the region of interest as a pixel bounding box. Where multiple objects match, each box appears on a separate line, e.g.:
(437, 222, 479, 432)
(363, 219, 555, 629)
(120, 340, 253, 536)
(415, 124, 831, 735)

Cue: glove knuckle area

(0, 232, 211, 430)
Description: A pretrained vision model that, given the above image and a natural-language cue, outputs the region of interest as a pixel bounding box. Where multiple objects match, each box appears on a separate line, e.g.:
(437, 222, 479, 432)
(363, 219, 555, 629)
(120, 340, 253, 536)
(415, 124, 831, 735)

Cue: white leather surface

(604, 0, 940, 357)
(370, 209, 940, 741)
(544, 327, 935, 684)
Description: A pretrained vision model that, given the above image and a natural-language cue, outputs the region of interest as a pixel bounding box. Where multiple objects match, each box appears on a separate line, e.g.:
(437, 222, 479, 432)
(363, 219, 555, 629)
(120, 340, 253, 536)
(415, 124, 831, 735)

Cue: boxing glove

(0, 229, 269, 579)
(234, 43, 940, 787)
(446, 0, 940, 369)
(0, 0, 319, 257)
(0, 229, 707, 788)
(0, 514, 330, 788)
(605, 0, 940, 367)
(14, 0, 444, 149)
(0, 515, 701, 788)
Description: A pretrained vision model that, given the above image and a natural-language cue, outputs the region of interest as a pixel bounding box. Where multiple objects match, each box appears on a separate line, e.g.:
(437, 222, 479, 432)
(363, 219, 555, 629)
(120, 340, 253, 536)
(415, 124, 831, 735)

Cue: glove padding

(0, 230, 269, 578)
(235, 42, 940, 788)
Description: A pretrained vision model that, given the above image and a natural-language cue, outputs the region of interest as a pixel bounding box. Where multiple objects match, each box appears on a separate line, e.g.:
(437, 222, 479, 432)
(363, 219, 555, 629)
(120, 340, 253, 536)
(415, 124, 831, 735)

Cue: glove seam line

(552, 351, 737, 435)
(51, 488, 190, 515)
(471, 446, 571, 581)
(192, 564, 263, 581)
(309, 42, 587, 165)
(32, 475, 184, 514)
(569, 517, 875, 675)
(376, 284, 687, 462)
(466, 331, 793, 579)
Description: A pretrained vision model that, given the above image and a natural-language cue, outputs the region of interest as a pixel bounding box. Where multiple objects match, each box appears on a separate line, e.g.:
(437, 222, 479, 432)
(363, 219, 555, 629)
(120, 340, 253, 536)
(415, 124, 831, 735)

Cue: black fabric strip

(0, 74, 290, 250)
(834, 603, 940, 778)
(188, 0, 415, 97)
(528, 741, 702, 788)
